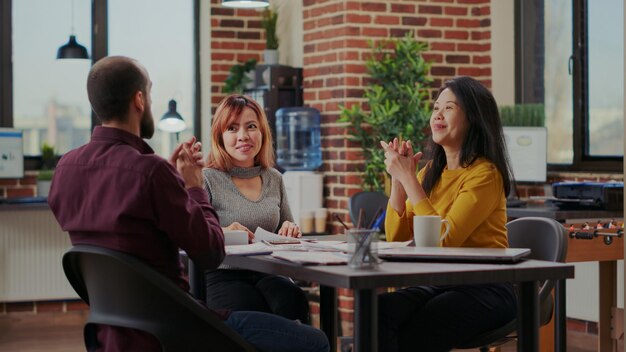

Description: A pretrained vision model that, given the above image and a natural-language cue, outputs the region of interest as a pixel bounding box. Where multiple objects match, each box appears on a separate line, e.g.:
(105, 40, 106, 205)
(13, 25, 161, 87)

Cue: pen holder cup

(346, 228, 380, 269)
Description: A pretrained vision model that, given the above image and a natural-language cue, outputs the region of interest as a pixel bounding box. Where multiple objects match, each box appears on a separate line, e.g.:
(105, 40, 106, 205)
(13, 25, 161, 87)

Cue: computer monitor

(0, 128, 24, 179)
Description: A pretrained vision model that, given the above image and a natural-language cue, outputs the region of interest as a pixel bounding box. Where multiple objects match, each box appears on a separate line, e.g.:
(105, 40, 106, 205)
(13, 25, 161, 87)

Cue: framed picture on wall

(0, 128, 24, 179)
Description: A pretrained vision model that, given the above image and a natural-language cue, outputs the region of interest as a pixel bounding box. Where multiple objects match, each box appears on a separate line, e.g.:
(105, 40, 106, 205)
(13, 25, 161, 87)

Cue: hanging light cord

(70, 0, 75, 34)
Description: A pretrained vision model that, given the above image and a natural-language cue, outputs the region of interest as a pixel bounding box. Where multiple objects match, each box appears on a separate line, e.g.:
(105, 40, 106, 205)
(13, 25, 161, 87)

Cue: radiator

(0, 208, 77, 302)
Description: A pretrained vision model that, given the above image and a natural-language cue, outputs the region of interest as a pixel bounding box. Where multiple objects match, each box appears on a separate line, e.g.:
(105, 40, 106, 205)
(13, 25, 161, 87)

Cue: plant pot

(37, 180, 51, 197)
(263, 49, 279, 65)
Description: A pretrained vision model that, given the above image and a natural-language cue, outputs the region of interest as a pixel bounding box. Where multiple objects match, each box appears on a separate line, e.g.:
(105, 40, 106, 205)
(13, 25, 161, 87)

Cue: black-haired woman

(378, 76, 517, 352)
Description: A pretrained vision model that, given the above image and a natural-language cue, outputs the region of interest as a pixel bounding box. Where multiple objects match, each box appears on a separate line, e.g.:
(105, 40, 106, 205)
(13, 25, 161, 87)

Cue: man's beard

(140, 107, 155, 139)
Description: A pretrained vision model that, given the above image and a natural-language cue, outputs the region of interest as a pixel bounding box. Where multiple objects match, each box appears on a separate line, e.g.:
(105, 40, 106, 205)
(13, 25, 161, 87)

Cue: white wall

(491, 0, 515, 106)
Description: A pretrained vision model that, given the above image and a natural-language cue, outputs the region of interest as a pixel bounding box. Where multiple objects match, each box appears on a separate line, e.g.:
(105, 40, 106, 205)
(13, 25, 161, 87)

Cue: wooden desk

(224, 255, 574, 352)
(508, 205, 624, 352)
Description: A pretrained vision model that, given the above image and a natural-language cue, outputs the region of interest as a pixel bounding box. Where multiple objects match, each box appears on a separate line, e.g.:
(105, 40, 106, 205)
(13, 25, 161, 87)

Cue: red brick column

(209, 0, 265, 110)
(302, 0, 492, 233)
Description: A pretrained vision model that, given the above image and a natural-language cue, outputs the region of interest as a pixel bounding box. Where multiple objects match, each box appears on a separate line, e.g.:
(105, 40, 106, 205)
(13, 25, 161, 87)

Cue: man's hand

(173, 137, 205, 189)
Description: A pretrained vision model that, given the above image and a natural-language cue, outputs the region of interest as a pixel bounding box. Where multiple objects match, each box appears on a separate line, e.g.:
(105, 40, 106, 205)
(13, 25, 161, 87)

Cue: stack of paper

(271, 251, 348, 265)
(226, 242, 272, 256)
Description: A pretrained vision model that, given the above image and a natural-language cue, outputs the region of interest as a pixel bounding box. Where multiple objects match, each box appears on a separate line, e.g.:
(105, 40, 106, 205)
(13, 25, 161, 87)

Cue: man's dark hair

(87, 56, 148, 122)
(422, 76, 513, 197)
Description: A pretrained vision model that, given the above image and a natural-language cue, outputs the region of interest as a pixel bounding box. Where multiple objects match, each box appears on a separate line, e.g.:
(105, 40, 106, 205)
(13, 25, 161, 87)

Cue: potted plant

(339, 33, 433, 192)
(37, 143, 56, 197)
(500, 103, 545, 127)
(261, 7, 279, 65)
(500, 103, 547, 183)
(223, 58, 257, 93)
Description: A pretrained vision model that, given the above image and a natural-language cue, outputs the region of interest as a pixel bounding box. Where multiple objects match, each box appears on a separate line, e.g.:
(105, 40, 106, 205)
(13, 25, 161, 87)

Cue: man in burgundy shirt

(49, 56, 329, 352)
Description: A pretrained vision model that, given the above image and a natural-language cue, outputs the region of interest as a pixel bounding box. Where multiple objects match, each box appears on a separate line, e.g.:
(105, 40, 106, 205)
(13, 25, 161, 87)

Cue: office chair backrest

(63, 245, 256, 352)
(507, 216, 568, 302)
(348, 191, 389, 228)
(456, 216, 568, 350)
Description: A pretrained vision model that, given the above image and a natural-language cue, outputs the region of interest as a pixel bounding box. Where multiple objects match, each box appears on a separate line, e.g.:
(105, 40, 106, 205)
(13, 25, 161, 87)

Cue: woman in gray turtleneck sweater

(201, 94, 309, 323)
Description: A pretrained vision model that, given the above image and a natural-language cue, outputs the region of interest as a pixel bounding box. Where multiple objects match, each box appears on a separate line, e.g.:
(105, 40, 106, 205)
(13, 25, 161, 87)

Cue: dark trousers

(378, 283, 516, 352)
(205, 269, 310, 324)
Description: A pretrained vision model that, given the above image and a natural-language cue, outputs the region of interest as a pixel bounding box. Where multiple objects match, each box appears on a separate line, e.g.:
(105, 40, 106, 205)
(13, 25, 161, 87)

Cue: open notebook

(378, 247, 531, 264)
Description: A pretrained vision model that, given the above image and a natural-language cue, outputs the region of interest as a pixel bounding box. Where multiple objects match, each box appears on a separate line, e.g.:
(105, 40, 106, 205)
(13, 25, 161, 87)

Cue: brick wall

(301, 0, 492, 233)
(209, 0, 265, 110)
(300, 0, 494, 339)
(0, 172, 38, 198)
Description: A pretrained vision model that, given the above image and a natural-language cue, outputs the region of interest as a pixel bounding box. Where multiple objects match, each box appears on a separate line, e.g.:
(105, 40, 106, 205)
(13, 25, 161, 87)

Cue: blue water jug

(275, 107, 322, 171)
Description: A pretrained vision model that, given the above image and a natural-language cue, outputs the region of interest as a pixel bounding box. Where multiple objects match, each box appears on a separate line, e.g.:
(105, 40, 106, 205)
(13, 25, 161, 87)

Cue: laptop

(378, 246, 531, 264)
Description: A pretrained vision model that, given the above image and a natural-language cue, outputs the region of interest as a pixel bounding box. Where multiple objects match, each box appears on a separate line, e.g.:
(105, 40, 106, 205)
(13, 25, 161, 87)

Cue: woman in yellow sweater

(378, 76, 516, 352)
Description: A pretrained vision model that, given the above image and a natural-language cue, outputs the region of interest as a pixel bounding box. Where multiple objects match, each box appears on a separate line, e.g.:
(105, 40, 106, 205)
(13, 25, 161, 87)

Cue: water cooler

(275, 107, 323, 228)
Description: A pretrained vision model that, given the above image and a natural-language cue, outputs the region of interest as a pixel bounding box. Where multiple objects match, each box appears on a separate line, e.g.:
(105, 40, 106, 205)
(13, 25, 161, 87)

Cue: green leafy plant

(223, 58, 257, 94)
(37, 169, 54, 181)
(38, 143, 56, 181)
(339, 33, 433, 192)
(499, 103, 545, 127)
(40, 143, 56, 170)
(261, 8, 279, 50)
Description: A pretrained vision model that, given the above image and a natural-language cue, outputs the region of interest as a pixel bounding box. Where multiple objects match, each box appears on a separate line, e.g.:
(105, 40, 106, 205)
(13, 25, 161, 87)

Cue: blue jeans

(225, 311, 329, 352)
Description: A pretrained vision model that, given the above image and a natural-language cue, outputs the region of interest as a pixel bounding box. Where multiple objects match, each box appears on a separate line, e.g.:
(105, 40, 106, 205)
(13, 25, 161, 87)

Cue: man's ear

(133, 90, 145, 114)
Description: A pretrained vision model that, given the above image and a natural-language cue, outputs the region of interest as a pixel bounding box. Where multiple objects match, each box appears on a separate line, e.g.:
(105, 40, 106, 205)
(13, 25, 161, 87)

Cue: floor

(0, 311, 608, 352)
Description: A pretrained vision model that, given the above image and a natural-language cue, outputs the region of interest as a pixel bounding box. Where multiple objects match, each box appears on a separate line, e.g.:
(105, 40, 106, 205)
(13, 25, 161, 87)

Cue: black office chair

(348, 191, 389, 228)
(62, 245, 257, 352)
(455, 217, 569, 351)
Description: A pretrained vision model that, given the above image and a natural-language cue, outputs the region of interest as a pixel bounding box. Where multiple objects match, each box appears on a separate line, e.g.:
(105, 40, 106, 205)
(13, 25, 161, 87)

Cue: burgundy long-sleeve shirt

(49, 126, 226, 351)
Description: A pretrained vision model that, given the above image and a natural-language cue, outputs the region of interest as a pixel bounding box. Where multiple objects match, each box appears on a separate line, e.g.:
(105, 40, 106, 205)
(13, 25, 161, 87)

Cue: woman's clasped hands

(379, 138, 423, 184)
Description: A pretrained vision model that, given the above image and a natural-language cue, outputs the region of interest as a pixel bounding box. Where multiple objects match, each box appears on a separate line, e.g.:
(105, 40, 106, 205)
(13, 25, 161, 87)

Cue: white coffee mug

(413, 215, 451, 247)
(223, 230, 248, 245)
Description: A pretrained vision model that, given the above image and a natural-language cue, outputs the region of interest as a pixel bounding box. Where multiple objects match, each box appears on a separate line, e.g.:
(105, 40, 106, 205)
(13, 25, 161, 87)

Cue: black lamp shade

(57, 35, 89, 59)
(222, 0, 269, 8)
(158, 99, 186, 133)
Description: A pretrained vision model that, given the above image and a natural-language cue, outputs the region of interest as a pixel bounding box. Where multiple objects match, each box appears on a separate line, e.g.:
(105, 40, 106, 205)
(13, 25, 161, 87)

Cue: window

(516, 0, 623, 172)
(109, 0, 194, 157)
(0, 0, 200, 160)
(13, 0, 92, 156)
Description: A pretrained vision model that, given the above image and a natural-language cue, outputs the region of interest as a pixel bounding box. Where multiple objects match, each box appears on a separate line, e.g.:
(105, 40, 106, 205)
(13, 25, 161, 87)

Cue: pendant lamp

(222, 0, 269, 9)
(158, 99, 187, 134)
(57, 0, 89, 59)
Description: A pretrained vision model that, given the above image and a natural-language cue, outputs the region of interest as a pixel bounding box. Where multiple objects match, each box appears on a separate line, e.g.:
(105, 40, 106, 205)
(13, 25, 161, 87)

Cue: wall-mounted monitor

(503, 127, 547, 182)
(0, 128, 24, 179)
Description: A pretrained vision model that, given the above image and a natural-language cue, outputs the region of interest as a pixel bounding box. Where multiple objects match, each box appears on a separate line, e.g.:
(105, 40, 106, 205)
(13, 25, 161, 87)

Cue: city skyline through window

(13, 0, 193, 158)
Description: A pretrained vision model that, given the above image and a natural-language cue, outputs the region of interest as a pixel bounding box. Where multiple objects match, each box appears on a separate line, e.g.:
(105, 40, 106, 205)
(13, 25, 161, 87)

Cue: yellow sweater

(385, 158, 508, 248)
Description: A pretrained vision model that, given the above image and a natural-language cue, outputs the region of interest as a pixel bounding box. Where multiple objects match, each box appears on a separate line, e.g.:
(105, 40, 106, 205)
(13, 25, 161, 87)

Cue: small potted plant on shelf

(37, 143, 56, 197)
(223, 58, 257, 93)
(261, 7, 279, 65)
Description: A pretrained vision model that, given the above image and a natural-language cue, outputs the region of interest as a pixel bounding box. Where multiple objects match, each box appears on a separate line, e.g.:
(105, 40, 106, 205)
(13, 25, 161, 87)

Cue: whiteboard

(503, 127, 547, 182)
(0, 128, 24, 179)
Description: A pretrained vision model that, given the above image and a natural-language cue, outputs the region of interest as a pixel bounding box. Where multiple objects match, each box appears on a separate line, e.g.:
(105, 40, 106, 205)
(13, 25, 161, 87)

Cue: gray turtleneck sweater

(202, 167, 294, 233)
